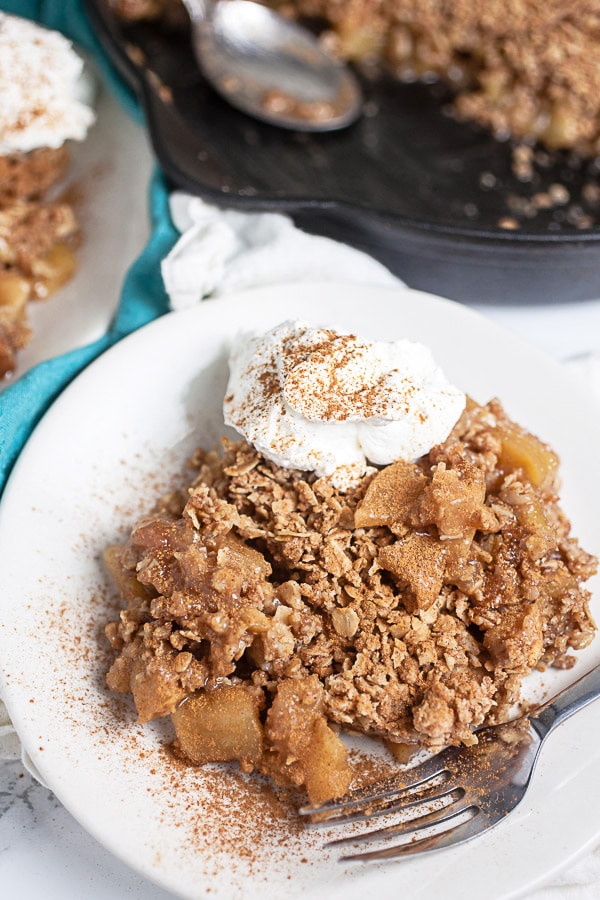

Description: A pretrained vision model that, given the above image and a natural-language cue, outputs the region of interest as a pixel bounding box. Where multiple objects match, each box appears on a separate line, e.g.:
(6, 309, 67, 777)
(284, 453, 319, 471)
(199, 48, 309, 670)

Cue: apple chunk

(172, 685, 263, 767)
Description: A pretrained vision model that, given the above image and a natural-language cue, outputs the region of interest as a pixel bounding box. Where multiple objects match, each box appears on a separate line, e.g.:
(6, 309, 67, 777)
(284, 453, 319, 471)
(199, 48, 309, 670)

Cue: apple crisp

(0, 159, 80, 378)
(270, 0, 600, 154)
(109, 0, 186, 25)
(0, 14, 95, 378)
(105, 397, 597, 804)
(111, 0, 600, 154)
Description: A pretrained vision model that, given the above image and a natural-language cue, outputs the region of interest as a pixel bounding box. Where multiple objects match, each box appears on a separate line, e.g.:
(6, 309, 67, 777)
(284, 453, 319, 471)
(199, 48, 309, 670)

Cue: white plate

(1, 282, 599, 900)
(3, 80, 153, 385)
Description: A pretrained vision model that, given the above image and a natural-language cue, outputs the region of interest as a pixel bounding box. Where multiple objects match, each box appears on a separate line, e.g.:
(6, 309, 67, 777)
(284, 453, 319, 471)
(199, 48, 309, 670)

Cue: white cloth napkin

(162, 192, 398, 305)
(3, 192, 600, 898)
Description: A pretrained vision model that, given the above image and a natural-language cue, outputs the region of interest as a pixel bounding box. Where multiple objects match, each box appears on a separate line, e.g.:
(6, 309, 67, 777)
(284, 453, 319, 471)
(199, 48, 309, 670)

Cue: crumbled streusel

(113, 0, 600, 154)
(105, 398, 597, 801)
(271, 0, 600, 153)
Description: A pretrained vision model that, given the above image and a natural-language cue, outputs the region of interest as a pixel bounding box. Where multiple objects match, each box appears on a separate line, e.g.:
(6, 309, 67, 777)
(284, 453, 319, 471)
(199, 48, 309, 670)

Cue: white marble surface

(0, 758, 173, 899)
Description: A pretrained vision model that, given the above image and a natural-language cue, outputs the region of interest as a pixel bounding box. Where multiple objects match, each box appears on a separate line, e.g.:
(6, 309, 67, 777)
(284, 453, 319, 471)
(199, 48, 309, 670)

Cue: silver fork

(300, 663, 600, 861)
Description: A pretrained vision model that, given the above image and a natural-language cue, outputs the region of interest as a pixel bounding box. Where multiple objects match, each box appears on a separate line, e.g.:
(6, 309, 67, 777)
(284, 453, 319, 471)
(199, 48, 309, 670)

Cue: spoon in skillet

(180, 0, 363, 131)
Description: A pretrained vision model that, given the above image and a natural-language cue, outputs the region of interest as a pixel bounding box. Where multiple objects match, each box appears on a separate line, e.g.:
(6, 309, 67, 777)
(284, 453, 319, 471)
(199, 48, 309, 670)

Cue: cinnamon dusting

(104, 397, 597, 804)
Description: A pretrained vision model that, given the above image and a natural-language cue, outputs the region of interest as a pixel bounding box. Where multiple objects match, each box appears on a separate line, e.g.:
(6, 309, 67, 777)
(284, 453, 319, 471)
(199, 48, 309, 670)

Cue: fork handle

(534, 663, 600, 736)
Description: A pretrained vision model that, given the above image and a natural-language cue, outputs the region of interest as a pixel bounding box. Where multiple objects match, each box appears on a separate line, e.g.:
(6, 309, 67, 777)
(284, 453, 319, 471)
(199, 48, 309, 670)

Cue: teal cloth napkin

(0, 0, 179, 495)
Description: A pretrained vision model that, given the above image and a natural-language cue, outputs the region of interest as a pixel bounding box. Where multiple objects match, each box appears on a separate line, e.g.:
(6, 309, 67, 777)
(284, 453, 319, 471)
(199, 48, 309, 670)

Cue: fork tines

(298, 751, 481, 861)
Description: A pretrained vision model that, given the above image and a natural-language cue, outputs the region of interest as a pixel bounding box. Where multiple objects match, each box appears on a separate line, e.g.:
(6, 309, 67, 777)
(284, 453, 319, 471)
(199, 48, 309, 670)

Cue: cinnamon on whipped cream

(223, 320, 466, 489)
(0, 13, 95, 155)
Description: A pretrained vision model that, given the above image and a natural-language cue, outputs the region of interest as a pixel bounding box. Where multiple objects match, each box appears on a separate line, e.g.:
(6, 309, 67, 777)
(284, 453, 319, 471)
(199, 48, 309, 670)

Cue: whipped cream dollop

(223, 320, 466, 489)
(0, 14, 95, 154)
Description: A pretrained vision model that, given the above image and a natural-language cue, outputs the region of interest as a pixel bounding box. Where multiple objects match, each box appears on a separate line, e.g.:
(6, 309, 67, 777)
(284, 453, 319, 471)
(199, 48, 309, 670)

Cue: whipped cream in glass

(224, 320, 466, 489)
(0, 13, 95, 154)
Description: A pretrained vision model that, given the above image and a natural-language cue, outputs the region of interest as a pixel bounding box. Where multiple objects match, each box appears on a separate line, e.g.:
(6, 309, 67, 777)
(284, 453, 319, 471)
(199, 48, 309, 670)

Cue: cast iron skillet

(85, 0, 600, 304)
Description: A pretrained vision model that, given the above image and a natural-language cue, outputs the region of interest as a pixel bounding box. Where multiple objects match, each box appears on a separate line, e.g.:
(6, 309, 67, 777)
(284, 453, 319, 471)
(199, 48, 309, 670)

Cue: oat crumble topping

(112, 0, 600, 155)
(105, 398, 597, 803)
(270, 0, 600, 154)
